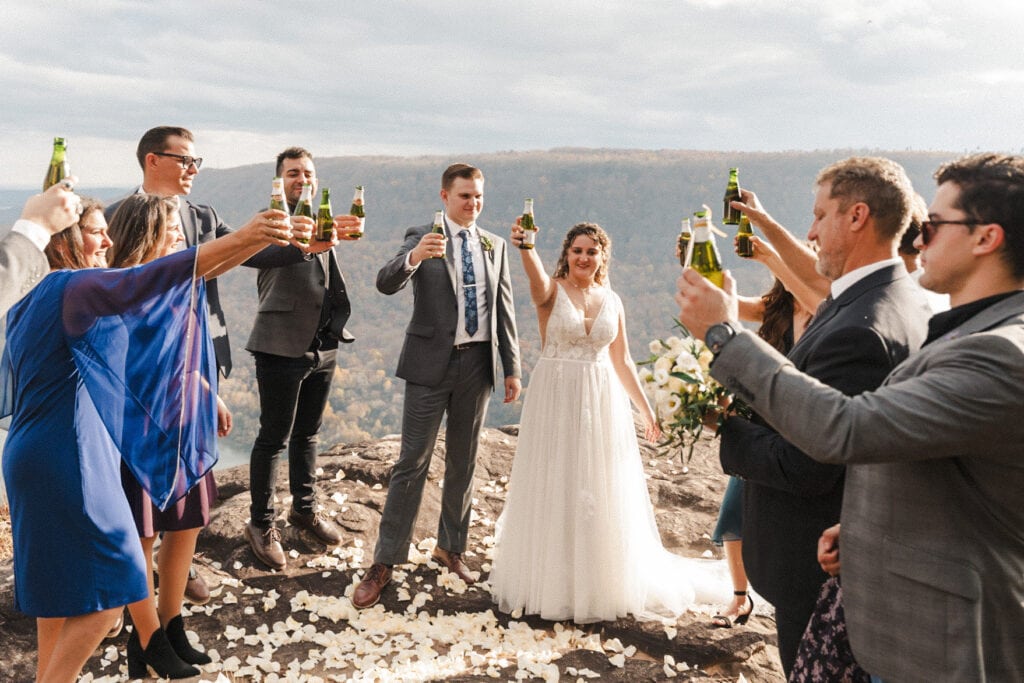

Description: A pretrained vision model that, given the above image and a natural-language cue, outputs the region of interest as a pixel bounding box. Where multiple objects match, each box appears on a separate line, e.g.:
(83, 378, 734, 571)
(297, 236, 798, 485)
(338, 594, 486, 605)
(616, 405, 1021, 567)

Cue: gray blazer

(0, 232, 48, 316)
(376, 222, 520, 388)
(246, 247, 352, 357)
(713, 291, 1024, 682)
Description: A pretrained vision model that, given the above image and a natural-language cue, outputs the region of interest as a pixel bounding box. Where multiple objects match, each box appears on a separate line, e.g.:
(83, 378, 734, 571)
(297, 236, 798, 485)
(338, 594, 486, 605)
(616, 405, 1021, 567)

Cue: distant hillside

(3, 148, 957, 463)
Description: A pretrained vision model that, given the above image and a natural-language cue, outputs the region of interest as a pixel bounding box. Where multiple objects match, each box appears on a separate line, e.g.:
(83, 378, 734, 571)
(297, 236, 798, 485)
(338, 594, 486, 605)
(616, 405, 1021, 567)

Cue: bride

(490, 221, 729, 623)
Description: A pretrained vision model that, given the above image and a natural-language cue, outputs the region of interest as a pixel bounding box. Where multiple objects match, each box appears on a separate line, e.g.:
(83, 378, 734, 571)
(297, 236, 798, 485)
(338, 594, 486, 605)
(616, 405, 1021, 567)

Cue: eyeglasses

(153, 152, 203, 170)
(920, 219, 976, 245)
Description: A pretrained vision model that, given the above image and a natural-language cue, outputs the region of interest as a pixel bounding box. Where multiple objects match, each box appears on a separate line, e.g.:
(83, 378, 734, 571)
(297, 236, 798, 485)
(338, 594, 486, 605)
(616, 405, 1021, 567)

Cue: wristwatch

(705, 321, 741, 356)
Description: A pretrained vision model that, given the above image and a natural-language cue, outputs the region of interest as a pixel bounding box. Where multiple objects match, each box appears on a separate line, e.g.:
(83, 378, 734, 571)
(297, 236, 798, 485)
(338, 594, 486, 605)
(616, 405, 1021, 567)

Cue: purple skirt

(121, 461, 218, 536)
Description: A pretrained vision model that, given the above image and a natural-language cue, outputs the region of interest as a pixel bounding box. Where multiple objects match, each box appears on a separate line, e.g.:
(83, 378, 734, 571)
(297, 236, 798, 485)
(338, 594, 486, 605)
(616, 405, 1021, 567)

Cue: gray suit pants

(374, 343, 492, 564)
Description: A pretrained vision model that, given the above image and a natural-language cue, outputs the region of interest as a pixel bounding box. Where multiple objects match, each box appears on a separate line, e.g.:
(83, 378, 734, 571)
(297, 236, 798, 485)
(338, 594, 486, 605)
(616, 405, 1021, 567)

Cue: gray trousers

(373, 343, 492, 565)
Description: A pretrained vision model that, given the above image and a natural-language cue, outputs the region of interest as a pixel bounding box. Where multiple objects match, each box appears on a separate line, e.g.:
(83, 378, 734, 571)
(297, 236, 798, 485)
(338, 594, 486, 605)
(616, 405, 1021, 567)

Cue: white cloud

(1, 1, 1023, 187)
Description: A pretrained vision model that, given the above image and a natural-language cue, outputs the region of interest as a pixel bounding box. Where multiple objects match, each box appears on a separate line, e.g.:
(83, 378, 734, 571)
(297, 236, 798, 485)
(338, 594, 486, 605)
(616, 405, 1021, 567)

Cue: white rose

(649, 339, 665, 354)
(653, 367, 670, 385)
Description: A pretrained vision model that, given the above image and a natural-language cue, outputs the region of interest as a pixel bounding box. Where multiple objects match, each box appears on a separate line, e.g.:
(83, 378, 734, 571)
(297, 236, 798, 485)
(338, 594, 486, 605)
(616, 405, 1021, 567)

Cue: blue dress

(0, 248, 218, 617)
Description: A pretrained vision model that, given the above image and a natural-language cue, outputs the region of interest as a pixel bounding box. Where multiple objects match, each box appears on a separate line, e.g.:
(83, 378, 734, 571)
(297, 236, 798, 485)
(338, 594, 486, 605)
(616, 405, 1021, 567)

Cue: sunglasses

(153, 152, 203, 170)
(920, 219, 976, 245)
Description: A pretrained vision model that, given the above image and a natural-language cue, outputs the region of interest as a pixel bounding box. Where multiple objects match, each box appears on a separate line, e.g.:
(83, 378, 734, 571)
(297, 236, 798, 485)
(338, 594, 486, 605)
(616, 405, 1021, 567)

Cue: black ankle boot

(165, 614, 212, 665)
(126, 626, 200, 679)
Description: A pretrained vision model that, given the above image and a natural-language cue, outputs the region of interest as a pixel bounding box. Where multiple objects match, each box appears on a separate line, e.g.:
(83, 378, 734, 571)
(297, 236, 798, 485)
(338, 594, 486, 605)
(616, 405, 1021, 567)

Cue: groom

(353, 163, 521, 609)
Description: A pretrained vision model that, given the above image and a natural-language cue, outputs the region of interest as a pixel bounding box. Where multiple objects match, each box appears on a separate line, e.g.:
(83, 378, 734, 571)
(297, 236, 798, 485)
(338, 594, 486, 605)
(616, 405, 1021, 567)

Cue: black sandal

(711, 591, 754, 628)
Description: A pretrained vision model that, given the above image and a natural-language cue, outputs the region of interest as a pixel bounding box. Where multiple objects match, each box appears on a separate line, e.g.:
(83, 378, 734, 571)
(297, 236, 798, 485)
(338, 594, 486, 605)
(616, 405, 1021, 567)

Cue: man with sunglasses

(107, 126, 314, 379)
(705, 157, 932, 676)
(678, 153, 1024, 681)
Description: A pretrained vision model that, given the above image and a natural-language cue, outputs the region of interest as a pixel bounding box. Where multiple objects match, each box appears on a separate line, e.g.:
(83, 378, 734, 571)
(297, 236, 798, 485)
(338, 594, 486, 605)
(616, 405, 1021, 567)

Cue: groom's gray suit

(712, 290, 1024, 682)
(373, 218, 520, 564)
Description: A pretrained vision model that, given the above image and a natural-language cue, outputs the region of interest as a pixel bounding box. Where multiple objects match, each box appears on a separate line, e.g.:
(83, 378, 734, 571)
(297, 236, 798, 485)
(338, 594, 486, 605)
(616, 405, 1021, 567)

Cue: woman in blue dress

(1, 189, 297, 683)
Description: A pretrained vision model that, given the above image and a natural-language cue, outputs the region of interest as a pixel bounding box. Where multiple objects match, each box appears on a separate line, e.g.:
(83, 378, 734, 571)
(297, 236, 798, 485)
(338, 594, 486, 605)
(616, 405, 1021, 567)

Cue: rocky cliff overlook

(0, 424, 784, 681)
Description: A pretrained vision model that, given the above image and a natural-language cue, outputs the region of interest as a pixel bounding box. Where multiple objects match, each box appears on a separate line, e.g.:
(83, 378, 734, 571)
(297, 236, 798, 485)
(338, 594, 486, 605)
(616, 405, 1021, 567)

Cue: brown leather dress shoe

(352, 563, 392, 609)
(432, 547, 476, 585)
(288, 508, 342, 545)
(245, 521, 286, 571)
(184, 565, 211, 605)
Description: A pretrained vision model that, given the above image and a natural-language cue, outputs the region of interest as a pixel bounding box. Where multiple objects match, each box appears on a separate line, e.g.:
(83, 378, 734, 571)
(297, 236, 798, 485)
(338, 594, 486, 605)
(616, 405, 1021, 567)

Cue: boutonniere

(480, 235, 494, 252)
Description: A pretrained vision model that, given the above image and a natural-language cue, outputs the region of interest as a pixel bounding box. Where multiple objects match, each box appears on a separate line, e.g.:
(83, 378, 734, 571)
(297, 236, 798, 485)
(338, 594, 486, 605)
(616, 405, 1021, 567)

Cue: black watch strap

(706, 321, 740, 356)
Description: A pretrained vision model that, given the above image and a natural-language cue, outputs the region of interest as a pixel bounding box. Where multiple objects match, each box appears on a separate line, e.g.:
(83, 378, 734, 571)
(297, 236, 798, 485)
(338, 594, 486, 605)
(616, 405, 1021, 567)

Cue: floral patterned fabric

(789, 576, 870, 683)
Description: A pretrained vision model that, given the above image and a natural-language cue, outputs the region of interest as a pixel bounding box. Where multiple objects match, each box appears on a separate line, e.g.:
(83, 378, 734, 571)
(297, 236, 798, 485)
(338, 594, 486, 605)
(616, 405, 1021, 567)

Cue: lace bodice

(541, 283, 619, 362)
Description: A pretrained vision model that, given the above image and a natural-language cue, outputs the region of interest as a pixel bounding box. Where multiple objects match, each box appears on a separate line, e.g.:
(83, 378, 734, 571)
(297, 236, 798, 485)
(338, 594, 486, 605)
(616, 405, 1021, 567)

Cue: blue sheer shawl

(1, 247, 219, 509)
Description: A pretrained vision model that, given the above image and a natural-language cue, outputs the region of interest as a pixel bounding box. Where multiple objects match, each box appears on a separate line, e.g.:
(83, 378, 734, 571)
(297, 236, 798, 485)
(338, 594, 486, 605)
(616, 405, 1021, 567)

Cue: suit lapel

(180, 199, 199, 247)
(788, 264, 905, 365)
(479, 228, 498, 308)
(935, 290, 1024, 343)
(442, 218, 458, 294)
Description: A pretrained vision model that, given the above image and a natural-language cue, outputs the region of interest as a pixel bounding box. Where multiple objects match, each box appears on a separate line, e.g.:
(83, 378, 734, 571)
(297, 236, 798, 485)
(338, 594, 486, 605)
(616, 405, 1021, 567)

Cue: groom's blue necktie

(459, 229, 478, 336)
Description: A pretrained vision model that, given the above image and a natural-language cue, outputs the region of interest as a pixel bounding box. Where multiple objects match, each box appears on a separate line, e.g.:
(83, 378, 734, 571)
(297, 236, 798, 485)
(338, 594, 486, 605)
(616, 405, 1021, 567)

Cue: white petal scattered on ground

(603, 637, 624, 653)
(608, 653, 626, 668)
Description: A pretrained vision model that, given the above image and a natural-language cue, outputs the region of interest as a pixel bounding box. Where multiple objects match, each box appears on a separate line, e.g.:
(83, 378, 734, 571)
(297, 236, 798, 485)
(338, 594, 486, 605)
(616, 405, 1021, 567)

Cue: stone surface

(0, 424, 784, 681)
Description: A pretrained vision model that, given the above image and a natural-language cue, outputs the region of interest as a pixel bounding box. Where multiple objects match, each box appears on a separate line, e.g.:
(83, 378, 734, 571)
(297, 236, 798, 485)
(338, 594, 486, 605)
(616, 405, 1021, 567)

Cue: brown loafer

(184, 565, 211, 606)
(287, 508, 342, 545)
(352, 563, 392, 609)
(432, 547, 476, 585)
(245, 521, 286, 571)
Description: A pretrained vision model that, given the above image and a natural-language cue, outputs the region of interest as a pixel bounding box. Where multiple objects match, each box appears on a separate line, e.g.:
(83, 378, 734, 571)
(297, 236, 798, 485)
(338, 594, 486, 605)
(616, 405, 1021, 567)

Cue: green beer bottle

(43, 137, 69, 191)
(690, 210, 725, 287)
(431, 210, 445, 259)
(723, 167, 742, 225)
(292, 182, 314, 245)
(349, 185, 365, 239)
(316, 188, 333, 242)
(677, 217, 692, 267)
(736, 214, 754, 258)
(519, 198, 536, 249)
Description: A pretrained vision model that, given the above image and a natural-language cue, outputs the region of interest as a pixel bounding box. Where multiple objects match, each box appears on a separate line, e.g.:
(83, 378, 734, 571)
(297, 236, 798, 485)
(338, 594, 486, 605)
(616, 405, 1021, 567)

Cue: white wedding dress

(490, 284, 731, 623)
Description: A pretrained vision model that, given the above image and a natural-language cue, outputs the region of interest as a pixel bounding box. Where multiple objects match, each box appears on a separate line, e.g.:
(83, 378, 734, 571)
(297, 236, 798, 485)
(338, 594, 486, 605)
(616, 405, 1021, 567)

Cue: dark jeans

(249, 348, 336, 527)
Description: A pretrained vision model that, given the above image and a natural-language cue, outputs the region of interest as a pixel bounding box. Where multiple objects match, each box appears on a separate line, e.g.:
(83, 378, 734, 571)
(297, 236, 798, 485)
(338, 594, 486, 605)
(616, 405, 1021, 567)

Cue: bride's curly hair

(553, 222, 611, 285)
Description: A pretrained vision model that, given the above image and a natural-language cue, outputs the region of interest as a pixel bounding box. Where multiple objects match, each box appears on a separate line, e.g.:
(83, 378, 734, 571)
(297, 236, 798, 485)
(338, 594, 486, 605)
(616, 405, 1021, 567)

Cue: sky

(2, 0, 1023, 188)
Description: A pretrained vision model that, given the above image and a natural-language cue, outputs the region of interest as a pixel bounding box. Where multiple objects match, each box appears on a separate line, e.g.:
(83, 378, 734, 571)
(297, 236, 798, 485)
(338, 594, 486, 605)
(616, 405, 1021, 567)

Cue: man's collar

(830, 258, 901, 299)
(444, 213, 477, 235)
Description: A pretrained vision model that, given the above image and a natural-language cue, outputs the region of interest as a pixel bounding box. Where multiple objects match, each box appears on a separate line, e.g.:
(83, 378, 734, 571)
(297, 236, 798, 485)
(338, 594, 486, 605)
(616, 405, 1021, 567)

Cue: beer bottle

(316, 188, 333, 242)
(722, 167, 742, 225)
(736, 214, 754, 258)
(269, 177, 287, 212)
(292, 182, 314, 244)
(519, 198, 537, 249)
(690, 210, 725, 287)
(431, 210, 445, 259)
(43, 137, 69, 191)
(677, 217, 692, 267)
(349, 185, 365, 239)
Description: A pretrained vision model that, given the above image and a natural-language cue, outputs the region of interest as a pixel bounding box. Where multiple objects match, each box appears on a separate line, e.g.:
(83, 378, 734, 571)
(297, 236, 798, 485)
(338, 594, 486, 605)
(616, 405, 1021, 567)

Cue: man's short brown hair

(442, 163, 484, 191)
(816, 156, 915, 241)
